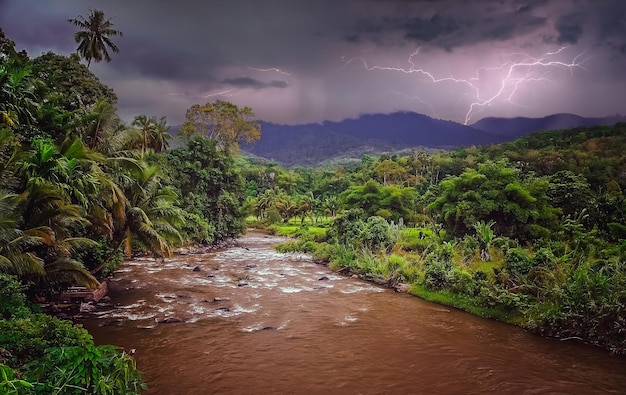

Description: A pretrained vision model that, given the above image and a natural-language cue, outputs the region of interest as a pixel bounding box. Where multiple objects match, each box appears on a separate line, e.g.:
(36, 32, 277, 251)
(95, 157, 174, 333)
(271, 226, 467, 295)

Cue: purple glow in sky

(1, 0, 625, 125)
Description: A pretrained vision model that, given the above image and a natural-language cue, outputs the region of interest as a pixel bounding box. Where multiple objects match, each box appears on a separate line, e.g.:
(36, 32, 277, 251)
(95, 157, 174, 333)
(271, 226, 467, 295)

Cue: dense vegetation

(2, 7, 625, 392)
(0, 21, 253, 393)
(243, 123, 626, 355)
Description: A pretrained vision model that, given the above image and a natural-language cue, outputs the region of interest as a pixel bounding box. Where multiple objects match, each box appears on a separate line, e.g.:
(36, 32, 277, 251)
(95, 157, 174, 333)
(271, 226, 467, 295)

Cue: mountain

(471, 113, 626, 138)
(242, 112, 499, 167)
(171, 111, 625, 167)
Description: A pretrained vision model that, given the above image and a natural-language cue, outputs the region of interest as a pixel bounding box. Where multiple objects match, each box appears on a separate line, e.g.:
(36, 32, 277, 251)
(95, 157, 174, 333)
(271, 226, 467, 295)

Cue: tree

(0, 64, 38, 128)
(130, 115, 171, 156)
(181, 100, 261, 152)
(427, 160, 554, 241)
(68, 9, 123, 68)
(166, 136, 246, 240)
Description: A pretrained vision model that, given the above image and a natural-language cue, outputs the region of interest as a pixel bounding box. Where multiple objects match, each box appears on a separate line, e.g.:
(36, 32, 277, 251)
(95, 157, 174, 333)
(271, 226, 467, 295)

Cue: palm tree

(0, 64, 38, 127)
(68, 9, 123, 68)
(131, 115, 152, 157)
(131, 115, 171, 156)
(92, 165, 182, 274)
(150, 116, 171, 153)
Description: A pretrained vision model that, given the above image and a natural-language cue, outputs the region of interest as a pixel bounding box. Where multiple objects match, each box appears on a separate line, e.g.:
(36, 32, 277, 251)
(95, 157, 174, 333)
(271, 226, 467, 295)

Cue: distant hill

(471, 113, 626, 138)
(242, 112, 499, 167)
(171, 111, 625, 167)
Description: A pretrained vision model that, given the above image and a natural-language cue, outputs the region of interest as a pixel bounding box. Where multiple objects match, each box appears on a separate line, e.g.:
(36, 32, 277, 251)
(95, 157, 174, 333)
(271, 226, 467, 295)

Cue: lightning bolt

(341, 47, 588, 124)
(200, 88, 240, 98)
(248, 67, 292, 76)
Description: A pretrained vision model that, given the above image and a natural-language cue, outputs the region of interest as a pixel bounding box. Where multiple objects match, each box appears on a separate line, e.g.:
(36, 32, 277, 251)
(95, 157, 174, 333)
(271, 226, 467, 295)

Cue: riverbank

(268, 224, 626, 356)
(79, 231, 626, 394)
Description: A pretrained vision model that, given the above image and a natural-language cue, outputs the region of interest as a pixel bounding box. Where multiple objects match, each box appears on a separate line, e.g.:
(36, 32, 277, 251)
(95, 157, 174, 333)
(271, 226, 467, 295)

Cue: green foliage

(27, 344, 146, 394)
(178, 210, 215, 245)
(503, 248, 533, 280)
(339, 180, 417, 224)
(0, 274, 30, 320)
(328, 208, 365, 248)
(0, 363, 34, 394)
(167, 136, 246, 241)
(423, 260, 450, 291)
(68, 9, 123, 67)
(359, 216, 393, 252)
(427, 160, 554, 241)
(76, 237, 123, 275)
(181, 99, 261, 153)
(0, 314, 92, 366)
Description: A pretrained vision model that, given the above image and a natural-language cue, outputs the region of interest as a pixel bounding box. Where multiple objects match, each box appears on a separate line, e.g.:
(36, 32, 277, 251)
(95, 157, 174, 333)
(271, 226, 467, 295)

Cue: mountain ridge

(171, 111, 625, 167)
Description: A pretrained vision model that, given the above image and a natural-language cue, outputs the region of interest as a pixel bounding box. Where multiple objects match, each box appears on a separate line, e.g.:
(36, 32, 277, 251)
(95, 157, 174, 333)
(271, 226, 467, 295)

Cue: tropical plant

(0, 64, 38, 128)
(27, 344, 146, 394)
(68, 9, 123, 67)
(473, 220, 496, 261)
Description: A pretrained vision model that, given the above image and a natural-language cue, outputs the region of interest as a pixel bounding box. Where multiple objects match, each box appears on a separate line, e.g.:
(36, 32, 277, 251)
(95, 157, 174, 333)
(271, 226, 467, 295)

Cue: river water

(79, 231, 626, 394)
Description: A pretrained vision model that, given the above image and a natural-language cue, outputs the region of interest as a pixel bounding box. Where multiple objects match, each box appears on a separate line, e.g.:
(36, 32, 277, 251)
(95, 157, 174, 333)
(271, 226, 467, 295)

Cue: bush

(0, 314, 92, 366)
(179, 211, 215, 244)
(0, 274, 30, 320)
(26, 344, 146, 394)
(446, 267, 476, 295)
(423, 260, 449, 290)
(503, 248, 532, 279)
(359, 216, 393, 252)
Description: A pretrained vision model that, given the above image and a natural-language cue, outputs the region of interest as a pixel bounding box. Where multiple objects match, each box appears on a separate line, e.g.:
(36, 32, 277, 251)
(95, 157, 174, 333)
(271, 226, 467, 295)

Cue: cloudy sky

(1, 0, 625, 125)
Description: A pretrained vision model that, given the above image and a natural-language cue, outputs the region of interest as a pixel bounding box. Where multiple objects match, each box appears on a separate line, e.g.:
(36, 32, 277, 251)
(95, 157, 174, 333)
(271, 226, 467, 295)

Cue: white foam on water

(340, 285, 385, 294)
(242, 322, 264, 332)
(156, 293, 177, 302)
(338, 315, 358, 326)
(120, 301, 146, 309)
(280, 287, 303, 293)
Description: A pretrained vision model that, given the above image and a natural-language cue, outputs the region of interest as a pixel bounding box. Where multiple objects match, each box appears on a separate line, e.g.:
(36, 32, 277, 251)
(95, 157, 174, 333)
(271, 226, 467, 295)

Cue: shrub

(0, 314, 92, 366)
(423, 260, 449, 290)
(0, 274, 30, 320)
(26, 344, 146, 395)
(446, 267, 476, 295)
(503, 248, 533, 279)
(359, 216, 393, 252)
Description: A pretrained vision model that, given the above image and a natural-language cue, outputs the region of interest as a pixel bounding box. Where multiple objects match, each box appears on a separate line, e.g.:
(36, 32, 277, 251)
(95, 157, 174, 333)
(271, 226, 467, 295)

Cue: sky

(1, 0, 625, 126)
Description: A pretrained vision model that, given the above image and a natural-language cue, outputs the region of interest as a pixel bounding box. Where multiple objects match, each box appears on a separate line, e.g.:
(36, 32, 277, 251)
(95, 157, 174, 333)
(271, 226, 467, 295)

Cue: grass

(408, 284, 526, 326)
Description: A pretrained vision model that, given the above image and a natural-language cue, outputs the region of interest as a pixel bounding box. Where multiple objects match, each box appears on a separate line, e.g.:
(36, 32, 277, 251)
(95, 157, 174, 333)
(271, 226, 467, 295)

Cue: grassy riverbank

(268, 222, 626, 356)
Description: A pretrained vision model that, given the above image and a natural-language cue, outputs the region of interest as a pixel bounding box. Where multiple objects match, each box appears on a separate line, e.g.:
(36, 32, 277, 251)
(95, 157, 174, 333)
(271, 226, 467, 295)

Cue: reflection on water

(80, 231, 626, 394)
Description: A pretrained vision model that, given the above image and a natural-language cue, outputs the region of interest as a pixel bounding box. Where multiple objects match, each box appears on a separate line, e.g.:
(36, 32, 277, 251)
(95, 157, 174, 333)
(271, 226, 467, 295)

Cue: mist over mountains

(173, 111, 625, 167)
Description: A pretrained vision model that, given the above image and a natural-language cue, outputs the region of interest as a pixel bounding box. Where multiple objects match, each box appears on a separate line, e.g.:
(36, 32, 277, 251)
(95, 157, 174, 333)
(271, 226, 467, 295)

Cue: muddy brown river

(79, 231, 626, 394)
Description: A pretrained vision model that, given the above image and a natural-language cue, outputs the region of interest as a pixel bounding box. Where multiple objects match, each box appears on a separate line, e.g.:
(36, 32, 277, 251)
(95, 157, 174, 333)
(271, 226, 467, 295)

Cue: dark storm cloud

(402, 14, 461, 42)
(1, 0, 625, 125)
(345, 2, 547, 49)
(555, 13, 583, 44)
(221, 77, 288, 90)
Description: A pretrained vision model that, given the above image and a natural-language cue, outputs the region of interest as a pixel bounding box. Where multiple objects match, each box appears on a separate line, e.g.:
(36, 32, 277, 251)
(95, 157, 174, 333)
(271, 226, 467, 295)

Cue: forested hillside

(0, 26, 254, 392)
(242, 122, 626, 355)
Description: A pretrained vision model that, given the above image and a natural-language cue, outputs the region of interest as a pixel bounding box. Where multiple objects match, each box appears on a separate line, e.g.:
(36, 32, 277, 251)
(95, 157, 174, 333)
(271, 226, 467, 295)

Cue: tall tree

(181, 100, 261, 152)
(68, 9, 123, 68)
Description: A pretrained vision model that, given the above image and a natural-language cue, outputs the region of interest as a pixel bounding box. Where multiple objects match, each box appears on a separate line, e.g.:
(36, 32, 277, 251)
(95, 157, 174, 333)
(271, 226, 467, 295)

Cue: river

(79, 231, 626, 394)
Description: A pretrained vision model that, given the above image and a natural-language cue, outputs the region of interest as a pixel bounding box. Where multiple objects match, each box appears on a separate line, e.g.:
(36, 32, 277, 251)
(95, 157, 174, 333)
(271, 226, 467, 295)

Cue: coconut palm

(131, 115, 172, 156)
(68, 9, 123, 68)
(18, 139, 100, 288)
(92, 165, 182, 274)
(150, 116, 171, 153)
(0, 190, 46, 277)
